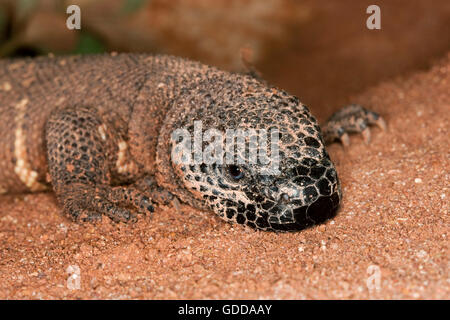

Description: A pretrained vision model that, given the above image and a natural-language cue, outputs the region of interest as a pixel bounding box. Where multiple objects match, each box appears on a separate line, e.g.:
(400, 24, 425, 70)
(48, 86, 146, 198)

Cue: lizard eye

(228, 165, 244, 180)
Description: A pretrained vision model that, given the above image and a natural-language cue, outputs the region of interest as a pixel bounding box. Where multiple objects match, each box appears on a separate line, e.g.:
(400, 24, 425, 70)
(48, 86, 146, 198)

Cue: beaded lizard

(0, 53, 385, 231)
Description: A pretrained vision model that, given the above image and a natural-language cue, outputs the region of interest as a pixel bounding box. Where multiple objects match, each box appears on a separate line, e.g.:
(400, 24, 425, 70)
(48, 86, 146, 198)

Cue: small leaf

(73, 32, 105, 54)
(17, 0, 38, 19)
(122, 0, 148, 14)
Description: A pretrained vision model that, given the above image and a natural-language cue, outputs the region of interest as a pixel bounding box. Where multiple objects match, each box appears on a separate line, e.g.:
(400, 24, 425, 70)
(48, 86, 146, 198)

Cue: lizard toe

(108, 186, 155, 216)
(80, 211, 102, 223)
(323, 104, 385, 146)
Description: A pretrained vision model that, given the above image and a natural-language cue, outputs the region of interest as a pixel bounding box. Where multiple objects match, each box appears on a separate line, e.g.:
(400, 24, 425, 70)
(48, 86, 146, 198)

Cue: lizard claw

(81, 211, 103, 223)
(376, 117, 387, 131)
(340, 132, 350, 147)
(322, 104, 385, 146)
(362, 127, 371, 144)
(133, 176, 175, 206)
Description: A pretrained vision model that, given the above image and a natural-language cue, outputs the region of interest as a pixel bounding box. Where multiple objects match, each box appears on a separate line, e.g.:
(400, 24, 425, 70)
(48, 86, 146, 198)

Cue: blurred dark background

(0, 0, 448, 120)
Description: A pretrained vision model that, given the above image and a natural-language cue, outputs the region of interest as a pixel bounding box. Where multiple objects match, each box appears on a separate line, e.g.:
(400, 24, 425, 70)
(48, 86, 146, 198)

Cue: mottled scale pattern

(0, 53, 384, 232)
(164, 72, 342, 231)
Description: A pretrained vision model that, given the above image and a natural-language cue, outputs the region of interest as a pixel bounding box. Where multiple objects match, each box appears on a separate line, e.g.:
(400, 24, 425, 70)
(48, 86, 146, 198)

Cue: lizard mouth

(267, 192, 341, 232)
(241, 189, 340, 232)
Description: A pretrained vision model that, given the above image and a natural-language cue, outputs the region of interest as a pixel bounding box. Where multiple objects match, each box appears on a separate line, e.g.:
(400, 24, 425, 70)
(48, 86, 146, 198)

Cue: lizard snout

(293, 192, 340, 227)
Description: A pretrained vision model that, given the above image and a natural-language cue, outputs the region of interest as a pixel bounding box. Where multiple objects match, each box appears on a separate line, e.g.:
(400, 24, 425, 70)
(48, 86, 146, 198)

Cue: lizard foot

(59, 184, 155, 223)
(133, 176, 175, 206)
(322, 104, 386, 146)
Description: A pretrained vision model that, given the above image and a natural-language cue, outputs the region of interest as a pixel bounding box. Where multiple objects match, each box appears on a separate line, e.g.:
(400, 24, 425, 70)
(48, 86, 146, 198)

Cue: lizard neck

(127, 55, 209, 176)
(129, 55, 232, 209)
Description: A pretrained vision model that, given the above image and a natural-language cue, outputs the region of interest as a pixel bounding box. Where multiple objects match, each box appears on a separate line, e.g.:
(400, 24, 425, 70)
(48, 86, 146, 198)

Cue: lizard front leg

(322, 104, 387, 146)
(45, 107, 154, 222)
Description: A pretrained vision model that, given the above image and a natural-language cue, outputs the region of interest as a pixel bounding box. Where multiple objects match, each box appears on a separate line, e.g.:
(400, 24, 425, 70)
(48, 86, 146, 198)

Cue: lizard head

(170, 78, 341, 231)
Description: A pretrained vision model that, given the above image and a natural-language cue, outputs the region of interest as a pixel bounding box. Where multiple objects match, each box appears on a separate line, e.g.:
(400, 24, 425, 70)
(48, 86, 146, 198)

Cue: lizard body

(0, 53, 385, 231)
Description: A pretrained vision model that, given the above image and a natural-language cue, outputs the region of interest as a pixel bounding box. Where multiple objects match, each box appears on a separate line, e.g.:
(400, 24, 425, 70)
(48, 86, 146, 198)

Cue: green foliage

(73, 32, 106, 54)
(122, 0, 148, 14)
(17, 0, 38, 19)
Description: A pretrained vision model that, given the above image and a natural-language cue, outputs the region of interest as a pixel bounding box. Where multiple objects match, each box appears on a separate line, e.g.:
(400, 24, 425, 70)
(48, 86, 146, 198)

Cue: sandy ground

(0, 51, 448, 299)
